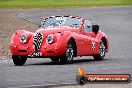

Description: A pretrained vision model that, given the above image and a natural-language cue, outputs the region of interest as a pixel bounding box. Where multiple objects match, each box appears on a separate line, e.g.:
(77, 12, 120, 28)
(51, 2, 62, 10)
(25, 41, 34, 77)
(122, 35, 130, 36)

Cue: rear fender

(96, 32, 109, 52)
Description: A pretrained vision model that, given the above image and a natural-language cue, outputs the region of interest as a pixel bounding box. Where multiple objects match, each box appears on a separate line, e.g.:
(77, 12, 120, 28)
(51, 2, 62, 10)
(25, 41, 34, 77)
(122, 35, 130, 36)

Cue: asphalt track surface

(0, 6, 132, 88)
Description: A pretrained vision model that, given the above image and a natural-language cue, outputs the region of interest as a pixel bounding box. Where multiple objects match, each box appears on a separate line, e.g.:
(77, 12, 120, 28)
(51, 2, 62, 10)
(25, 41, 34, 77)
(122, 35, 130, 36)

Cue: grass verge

(0, 0, 132, 9)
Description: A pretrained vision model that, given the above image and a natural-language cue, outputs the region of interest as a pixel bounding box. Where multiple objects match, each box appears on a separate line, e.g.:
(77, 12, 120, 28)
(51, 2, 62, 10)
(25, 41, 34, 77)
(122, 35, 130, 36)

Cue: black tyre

(12, 55, 27, 66)
(93, 39, 106, 61)
(76, 75, 87, 85)
(50, 57, 59, 62)
(60, 40, 75, 64)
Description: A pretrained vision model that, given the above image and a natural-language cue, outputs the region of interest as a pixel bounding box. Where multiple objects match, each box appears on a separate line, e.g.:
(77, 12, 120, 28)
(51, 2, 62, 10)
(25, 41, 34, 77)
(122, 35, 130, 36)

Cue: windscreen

(42, 16, 81, 29)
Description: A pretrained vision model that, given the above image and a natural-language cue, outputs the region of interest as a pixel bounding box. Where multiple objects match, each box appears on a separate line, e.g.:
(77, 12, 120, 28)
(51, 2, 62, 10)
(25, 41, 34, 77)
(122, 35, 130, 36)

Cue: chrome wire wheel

(60, 40, 75, 64)
(93, 39, 106, 61)
(66, 44, 74, 61)
(99, 40, 106, 58)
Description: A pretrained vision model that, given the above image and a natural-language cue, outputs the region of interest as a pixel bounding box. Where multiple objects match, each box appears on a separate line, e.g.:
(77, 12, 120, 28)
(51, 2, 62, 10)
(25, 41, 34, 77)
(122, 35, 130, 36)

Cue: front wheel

(60, 40, 75, 64)
(93, 39, 106, 61)
(12, 55, 27, 66)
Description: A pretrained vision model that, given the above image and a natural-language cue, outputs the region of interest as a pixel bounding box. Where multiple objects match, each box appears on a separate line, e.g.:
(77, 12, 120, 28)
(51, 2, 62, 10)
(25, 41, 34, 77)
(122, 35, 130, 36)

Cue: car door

(82, 19, 97, 55)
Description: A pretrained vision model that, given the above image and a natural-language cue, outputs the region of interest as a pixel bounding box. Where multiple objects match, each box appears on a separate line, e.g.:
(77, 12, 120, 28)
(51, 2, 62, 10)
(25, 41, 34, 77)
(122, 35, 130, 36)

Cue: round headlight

(46, 35, 53, 44)
(20, 34, 27, 43)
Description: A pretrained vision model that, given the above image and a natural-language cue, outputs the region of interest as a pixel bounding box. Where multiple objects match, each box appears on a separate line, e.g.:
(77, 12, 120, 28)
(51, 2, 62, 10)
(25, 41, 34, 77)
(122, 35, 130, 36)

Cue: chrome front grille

(33, 33, 43, 51)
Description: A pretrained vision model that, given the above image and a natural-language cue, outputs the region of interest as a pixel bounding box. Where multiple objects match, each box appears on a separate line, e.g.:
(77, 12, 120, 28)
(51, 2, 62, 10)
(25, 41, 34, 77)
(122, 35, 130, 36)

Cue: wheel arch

(69, 37, 77, 57)
(96, 32, 109, 53)
(101, 37, 108, 52)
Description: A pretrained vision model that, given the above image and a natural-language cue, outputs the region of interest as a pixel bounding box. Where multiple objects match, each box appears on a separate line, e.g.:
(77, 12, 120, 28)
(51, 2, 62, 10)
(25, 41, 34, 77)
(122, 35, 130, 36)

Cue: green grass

(0, 0, 132, 8)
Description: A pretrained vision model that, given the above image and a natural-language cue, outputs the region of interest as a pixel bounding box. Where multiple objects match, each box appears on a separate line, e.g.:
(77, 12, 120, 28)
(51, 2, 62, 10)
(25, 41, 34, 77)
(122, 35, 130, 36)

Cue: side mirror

(92, 25, 99, 33)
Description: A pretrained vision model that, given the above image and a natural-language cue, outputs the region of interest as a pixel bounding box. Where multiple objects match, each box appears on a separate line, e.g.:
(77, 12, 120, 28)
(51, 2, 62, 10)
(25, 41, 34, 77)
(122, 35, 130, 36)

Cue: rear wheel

(12, 55, 27, 66)
(93, 39, 106, 61)
(60, 40, 75, 64)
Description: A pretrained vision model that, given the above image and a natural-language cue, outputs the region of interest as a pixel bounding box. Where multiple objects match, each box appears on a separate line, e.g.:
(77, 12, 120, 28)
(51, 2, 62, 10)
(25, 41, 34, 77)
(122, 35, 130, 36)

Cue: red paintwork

(10, 16, 109, 58)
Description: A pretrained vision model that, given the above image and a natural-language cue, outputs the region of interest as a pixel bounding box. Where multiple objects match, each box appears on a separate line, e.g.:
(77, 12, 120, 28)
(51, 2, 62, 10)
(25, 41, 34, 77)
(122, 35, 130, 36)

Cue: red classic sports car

(10, 15, 109, 65)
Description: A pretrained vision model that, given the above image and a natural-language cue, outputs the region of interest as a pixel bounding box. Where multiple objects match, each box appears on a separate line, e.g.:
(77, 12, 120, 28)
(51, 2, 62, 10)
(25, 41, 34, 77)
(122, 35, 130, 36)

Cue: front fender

(54, 31, 72, 54)
(10, 30, 34, 55)
(62, 31, 73, 43)
(10, 30, 33, 45)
